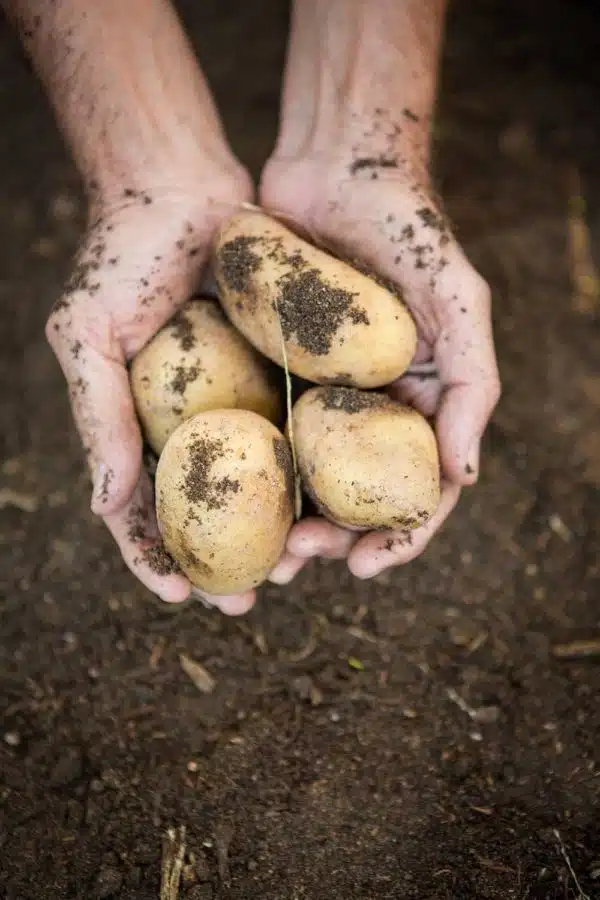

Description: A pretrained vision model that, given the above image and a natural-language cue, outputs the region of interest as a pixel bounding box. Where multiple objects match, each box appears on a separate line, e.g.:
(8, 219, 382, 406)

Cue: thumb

(47, 301, 142, 516)
(432, 259, 501, 484)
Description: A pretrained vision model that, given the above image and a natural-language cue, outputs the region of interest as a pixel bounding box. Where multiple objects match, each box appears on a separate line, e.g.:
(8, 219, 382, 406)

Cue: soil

(216, 236, 263, 295)
(2, 0, 600, 898)
(317, 387, 392, 415)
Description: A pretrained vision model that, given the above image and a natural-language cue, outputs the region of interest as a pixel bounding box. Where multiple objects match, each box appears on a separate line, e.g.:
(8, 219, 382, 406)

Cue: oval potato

(212, 210, 417, 388)
(155, 409, 294, 594)
(292, 386, 440, 531)
(130, 296, 282, 455)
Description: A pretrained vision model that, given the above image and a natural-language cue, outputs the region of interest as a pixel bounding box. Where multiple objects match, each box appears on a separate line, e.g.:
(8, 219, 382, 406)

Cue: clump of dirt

(141, 544, 181, 576)
(317, 386, 391, 414)
(349, 155, 399, 175)
(169, 311, 196, 352)
(217, 235, 262, 292)
(183, 436, 240, 510)
(169, 363, 201, 395)
(277, 269, 369, 355)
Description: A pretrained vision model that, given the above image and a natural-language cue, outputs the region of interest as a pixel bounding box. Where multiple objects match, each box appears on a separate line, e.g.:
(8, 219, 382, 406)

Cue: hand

(46, 179, 258, 614)
(261, 160, 501, 583)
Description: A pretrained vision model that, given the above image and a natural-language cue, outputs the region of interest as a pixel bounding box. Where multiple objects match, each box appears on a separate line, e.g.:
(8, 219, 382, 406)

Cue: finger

(102, 470, 191, 603)
(268, 551, 310, 586)
(348, 481, 461, 579)
(47, 318, 143, 516)
(286, 517, 359, 559)
(432, 258, 501, 484)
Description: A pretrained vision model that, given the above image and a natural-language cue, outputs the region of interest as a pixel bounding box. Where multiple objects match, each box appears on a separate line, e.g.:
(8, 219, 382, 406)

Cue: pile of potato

(130, 209, 440, 594)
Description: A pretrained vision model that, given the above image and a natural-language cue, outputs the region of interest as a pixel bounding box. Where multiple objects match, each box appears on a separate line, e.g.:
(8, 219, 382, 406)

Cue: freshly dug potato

(155, 409, 294, 594)
(292, 386, 440, 531)
(130, 296, 282, 455)
(212, 209, 417, 388)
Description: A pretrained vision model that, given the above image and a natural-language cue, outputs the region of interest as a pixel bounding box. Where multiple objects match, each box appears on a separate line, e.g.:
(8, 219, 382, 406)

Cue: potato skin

(212, 210, 417, 389)
(130, 296, 282, 455)
(155, 410, 294, 594)
(292, 386, 440, 531)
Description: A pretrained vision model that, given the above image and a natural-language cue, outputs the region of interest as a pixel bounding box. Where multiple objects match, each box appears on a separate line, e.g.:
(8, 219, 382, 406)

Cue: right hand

(46, 175, 258, 615)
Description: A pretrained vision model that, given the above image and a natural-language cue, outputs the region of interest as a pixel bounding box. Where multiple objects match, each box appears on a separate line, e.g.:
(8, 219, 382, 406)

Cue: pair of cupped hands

(47, 156, 500, 616)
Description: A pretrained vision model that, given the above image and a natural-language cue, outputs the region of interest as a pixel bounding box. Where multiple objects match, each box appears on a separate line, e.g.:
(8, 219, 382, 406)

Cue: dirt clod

(217, 235, 262, 292)
(318, 385, 392, 414)
(183, 436, 240, 509)
(277, 269, 369, 355)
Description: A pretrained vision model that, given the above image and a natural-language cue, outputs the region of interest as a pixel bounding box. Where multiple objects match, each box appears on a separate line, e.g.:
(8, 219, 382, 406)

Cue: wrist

(6, 0, 247, 201)
(274, 0, 446, 174)
(87, 163, 253, 247)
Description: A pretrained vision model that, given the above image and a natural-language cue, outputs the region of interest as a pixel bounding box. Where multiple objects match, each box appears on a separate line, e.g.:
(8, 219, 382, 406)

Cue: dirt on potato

(2, 0, 600, 898)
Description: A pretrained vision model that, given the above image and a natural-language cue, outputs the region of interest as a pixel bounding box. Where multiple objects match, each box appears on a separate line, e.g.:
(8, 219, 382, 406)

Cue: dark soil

(2, 0, 600, 898)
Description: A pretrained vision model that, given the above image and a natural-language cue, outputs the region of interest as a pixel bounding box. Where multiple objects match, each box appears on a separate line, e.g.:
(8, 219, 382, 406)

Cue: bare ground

(1, 1, 600, 897)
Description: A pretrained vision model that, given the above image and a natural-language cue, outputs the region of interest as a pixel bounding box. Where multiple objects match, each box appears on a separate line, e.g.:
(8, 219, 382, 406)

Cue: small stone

(548, 513, 571, 542)
(448, 619, 481, 647)
(4, 731, 20, 747)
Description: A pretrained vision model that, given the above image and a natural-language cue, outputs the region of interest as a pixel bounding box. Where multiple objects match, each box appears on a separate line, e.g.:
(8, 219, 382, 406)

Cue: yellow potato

(155, 409, 294, 594)
(292, 386, 440, 531)
(212, 209, 417, 388)
(130, 296, 282, 455)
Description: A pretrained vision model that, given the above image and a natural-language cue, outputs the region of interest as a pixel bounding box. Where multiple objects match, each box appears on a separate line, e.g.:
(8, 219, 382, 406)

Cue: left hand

(261, 160, 501, 584)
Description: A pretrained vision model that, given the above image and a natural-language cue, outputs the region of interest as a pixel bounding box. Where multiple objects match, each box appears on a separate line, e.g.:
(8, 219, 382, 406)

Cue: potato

(212, 209, 417, 389)
(155, 409, 294, 594)
(292, 386, 440, 531)
(130, 296, 282, 455)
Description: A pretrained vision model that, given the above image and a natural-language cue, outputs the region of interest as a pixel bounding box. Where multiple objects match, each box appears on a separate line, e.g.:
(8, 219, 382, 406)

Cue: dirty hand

(263, 0, 501, 585)
(46, 186, 257, 614)
(265, 170, 501, 584)
(8, 0, 263, 613)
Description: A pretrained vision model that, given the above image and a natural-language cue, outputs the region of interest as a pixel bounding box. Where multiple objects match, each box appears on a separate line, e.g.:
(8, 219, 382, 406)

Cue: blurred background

(1, 1, 600, 897)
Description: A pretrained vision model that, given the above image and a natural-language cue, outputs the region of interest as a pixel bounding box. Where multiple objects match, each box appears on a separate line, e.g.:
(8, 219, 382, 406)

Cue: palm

(47, 198, 255, 610)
